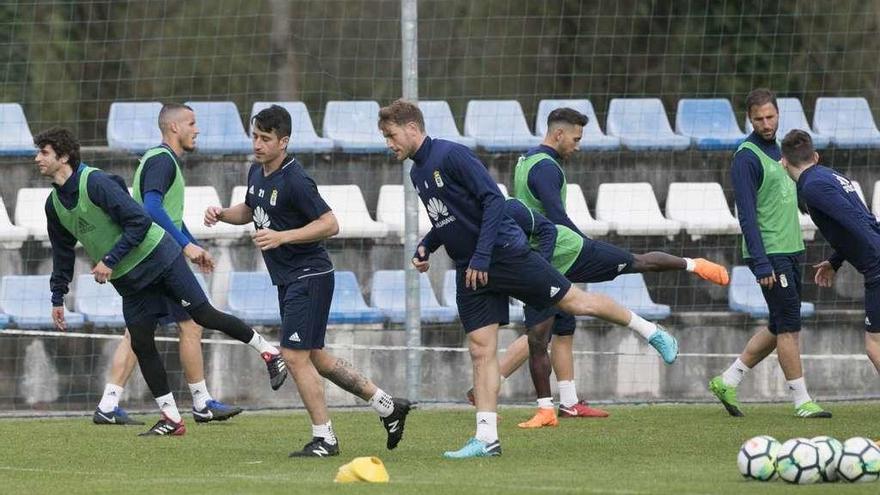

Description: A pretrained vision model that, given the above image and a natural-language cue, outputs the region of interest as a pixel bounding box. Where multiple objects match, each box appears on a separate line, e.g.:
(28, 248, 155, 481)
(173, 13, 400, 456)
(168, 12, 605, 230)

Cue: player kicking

(40, 127, 287, 437)
(379, 100, 679, 458)
(780, 130, 880, 374)
(504, 198, 729, 428)
(93, 103, 242, 427)
(205, 105, 413, 457)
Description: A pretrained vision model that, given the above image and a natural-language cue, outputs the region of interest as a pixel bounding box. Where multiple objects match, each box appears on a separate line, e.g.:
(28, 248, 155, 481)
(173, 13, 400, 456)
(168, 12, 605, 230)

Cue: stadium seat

(606, 98, 691, 151)
(564, 184, 610, 236)
(665, 182, 740, 238)
(226, 272, 281, 326)
(728, 266, 815, 318)
(799, 211, 818, 241)
(14, 188, 51, 242)
(329, 271, 386, 324)
(184, 186, 247, 242)
(675, 99, 748, 150)
(0, 311, 8, 329)
(419, 100, 477, 148)
(0, 103, 35, 155)
(743, 98, 831, 149)
(441, 270, 523, 323)
(587, 274, 671, 320)
(595, 183, 681, 236)
(850, 180, 868, 207)
(318, 185, 388, 238)
(229, 186, 255, 233)
(375, 184, 432, 237)
(535, 99, 620, 151)
(0, 194, 28, 249)
(370, 270, 457, 324)
(322, 101, 388, 153)
(250, 101, 334, 153)
(0, 275, 85, 329)
(183, 101, 252, 154)
(74, 274, 125, 328)
(812, 97, 880, 149)
(464, 100, 542, 152)
(106, 102, 163, 153)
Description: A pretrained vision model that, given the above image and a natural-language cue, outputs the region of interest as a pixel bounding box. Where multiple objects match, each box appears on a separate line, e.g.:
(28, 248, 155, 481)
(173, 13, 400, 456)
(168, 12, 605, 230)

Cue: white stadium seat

(665, 182, 740, 239)
(318, 185, 388, 239)
(14, 188, 51, 242)
(0, 194, 28, 249)
(595, 183, 681, 236)
(376, 184, 432, 238)
(564, 184, 610, 236)
(184, 186, 246, 242)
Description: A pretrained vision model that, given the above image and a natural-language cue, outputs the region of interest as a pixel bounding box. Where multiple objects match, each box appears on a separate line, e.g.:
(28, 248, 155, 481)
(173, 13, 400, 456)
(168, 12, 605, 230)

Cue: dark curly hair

(34, 127, 81, 168)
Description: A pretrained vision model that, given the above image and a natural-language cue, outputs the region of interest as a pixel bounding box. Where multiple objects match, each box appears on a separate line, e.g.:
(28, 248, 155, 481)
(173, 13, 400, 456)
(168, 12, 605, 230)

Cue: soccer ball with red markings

(737, 435, 780, 481)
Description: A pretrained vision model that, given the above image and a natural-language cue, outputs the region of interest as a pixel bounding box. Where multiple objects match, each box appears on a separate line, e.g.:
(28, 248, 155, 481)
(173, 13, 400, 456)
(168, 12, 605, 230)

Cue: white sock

(475, 412, 498, 443)
(312, 421, 338, 445)
(627, 311, 658, 340)
(97, 383, 124, 413)
(369, 388, 395, 418)
(155, 393, 182, 423)
(248, 331, 278, 355)
(537, 397, 554, 409)
(558, 380, 579, 407)
(786, 377, 812, 408)
(188, 380, 213, 410)
(684, 258, 696, 272)
(721, 358, 751, 387)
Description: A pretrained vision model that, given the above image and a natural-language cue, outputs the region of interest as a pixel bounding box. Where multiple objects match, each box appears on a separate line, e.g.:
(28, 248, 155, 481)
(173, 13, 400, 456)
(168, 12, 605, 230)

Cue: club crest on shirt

(433, 170, 444, 188)
(270, 189, 278, 206)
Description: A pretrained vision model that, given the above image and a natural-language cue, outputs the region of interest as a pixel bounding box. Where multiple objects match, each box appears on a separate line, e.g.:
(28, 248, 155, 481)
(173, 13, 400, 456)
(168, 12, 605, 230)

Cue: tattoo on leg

(322, 358, 371, 399)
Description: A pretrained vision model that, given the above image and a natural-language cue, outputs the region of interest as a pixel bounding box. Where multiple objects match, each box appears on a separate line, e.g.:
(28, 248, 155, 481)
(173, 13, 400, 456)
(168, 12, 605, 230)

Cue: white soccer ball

(775, 438, 822, 484)
(837, 437, 880, 483)
(737, 436, 780, 481)
(811, 436, 843, 482)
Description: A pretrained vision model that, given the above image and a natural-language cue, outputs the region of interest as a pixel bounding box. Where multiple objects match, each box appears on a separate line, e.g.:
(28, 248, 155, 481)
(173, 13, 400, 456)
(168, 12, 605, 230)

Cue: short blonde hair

(378, 99, 425, 132)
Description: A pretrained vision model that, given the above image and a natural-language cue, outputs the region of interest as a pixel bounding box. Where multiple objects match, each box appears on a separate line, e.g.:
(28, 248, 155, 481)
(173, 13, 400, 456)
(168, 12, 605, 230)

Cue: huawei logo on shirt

(253, 206, 271, 229)
(426, 197, 457, 228)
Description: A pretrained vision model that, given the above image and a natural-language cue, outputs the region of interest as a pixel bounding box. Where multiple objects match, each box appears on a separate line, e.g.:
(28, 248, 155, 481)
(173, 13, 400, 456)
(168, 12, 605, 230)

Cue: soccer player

(92, 103, 242, 426)
(40, 127, 287, 436)
(505, 198, 729, 428)
(491, 107, 728, 427)
(708, 88, 830, 418)
(780, 129, 880, 373)
(204, 105, 413, 457)
(378, 99, 678, 458)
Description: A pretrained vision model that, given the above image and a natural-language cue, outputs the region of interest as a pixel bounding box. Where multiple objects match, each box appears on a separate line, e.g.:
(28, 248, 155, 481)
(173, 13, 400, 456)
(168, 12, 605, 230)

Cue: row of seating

(8, 177, 879, 247)
(0, 266, 816, 331)
(2, 96, 880, 155)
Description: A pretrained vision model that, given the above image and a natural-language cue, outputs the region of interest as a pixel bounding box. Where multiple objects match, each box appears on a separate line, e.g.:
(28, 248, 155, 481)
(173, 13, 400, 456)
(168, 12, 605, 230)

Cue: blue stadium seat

(587, 274, 671, 321)
(442, 270, 523, 323)
(0, 103, 35, 156)
(419, 100, 476, 149)
(744, 98, 831, 149)
(184, 101, 252, 154)
(0, 275, 85, 329)
(813, 97, 880, 149)
(675, 99, 748, 150)
(464, 100, 542, 152)
(0, 312, 8, 329)
(329, 271, 386, 325)
(106, 102, 163, 153)
(370, 270, 457, 324)
(227, 272, 281, 326)
(535, 99, 620, 151)
(322, 101, 388, 153)
(728, 266, 815, 318)
(250, 101, 334, 153)
(606, 98, 691, 150)
(74, 274, 125, 328)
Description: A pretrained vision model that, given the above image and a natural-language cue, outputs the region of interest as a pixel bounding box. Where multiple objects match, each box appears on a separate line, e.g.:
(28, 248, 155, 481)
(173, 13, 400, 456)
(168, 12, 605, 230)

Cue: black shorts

(565, 239, 636, 283)
(278, 269, 334, 350)
(523, 306, 576, 336)
(865, 279, 880, 333)
(749, 254, 803, 335)
(456, 250, 571, 333)
(121, 254, 209, 326)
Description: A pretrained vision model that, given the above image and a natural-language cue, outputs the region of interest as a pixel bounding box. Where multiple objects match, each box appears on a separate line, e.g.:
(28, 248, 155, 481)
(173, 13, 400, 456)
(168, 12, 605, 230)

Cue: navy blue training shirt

(411, 137, 530, 270)
(504, 198, 558, 263)
(138, 143, 198, 248)
(245, 157, 333, 285)
(731, 131, 781, 277)
(797, 165, 880, 282)
(524, 144, 586, 237)
(46, 164, 180, 305)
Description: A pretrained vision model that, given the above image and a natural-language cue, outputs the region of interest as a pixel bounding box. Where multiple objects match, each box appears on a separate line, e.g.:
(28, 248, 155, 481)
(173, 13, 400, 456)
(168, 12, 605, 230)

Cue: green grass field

(3, 403, 880, 494)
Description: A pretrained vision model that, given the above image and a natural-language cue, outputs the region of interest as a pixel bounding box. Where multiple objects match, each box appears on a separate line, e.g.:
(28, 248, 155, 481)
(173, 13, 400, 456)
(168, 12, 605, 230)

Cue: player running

(205, 105, 413, 457)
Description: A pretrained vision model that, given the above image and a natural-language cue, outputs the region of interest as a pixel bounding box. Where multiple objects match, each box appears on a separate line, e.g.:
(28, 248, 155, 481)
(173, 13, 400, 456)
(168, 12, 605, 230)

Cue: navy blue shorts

(456, 250, 571, 333)
(865, 279, 880, 333)
(278, 269, 334, 350)
(749, 254, 803, 334)
(157, 298, 191, 326)
(523, 306, 576, 336)
(121, 254, 209, 326)
(565, 239, 636, 283)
